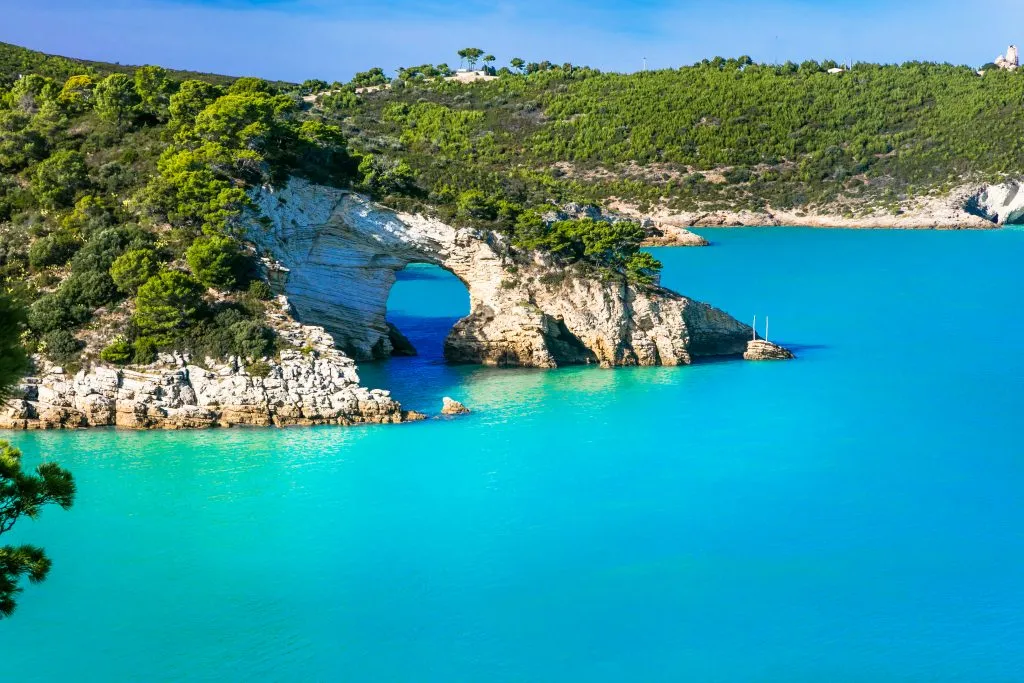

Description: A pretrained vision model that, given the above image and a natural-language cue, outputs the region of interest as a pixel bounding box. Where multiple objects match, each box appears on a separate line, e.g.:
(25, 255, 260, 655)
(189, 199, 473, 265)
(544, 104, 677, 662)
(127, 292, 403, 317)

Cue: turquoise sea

(4, 228, 1024, 682)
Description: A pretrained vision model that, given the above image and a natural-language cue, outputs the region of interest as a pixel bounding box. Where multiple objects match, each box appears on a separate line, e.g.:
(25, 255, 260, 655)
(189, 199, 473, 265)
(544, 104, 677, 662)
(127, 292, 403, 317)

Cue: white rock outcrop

(248, 178, 763, 368)
(440, 397, 470, 415)
(743, 340, 796, 361)
(965, 182, 1024, 226)
(1, 180, 793, 430)
(0, 313, 417, 430)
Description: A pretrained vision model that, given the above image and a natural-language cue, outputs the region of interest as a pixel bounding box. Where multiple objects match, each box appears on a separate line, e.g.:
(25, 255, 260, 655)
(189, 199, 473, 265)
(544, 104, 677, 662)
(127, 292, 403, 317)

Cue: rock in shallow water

(743, 340, 796, 361)
(440, 397, 470, 416)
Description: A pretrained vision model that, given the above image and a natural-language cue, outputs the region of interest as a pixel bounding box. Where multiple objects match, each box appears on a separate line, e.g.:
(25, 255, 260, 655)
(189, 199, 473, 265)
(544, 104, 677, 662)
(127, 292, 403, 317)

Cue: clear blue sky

(3, 0, 1022, 82)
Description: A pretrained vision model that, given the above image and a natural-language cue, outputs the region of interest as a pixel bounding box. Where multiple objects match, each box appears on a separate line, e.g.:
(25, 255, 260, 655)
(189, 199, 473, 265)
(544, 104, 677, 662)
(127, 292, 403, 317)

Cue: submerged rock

(743, 340, 796, 361)
(440, 397, 470, 416)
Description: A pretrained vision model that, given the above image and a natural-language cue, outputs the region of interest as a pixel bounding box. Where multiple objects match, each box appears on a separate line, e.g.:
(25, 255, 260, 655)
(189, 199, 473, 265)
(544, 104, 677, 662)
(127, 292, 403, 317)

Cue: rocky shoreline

(1, 183, 796, 431)
(611, 181, 1024, 232)
(0, 308, 421, 431)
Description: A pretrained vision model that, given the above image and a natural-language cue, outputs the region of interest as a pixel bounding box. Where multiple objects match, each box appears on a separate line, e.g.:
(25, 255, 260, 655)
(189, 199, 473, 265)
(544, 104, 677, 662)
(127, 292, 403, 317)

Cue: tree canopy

(0, 441, 76, 618)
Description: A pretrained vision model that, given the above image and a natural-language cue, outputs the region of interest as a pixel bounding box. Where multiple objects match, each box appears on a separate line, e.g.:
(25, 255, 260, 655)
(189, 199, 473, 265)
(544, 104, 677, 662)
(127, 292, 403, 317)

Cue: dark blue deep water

(3, 228, 1024, 681)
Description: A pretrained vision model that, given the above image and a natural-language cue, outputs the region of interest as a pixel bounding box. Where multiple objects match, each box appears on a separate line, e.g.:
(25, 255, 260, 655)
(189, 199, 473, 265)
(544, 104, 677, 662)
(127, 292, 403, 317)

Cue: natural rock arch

(249, 178, 759, 368)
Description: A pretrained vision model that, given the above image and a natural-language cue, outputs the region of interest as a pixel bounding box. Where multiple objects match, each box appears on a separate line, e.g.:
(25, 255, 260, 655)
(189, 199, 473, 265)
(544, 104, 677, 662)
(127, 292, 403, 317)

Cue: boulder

(440, 397, 470, 416)
(743, 340, 796, 361)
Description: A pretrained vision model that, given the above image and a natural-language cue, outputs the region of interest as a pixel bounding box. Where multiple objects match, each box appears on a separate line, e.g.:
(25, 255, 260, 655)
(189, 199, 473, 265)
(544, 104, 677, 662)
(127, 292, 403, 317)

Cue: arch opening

(384, 262, 471, 361)
(356, 262, 471, 410)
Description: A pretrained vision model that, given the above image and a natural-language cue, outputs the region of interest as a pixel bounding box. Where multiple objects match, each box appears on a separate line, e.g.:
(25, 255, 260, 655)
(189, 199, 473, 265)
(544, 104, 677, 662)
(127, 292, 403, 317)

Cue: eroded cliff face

(249, 178, 763, 368)
(966, 182, 1024, 226)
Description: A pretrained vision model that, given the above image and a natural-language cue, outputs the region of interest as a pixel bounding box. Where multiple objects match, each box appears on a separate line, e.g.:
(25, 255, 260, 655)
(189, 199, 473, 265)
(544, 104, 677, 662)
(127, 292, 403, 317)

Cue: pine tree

(0, 294, 76, 618)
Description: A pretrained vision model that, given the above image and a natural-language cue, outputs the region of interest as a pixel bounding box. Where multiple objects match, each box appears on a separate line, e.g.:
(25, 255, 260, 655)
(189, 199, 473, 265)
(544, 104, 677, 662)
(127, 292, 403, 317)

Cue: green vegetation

(334, 57, 1024, 220)
(185, 236, 244, 290)
(0, 294, 75, 619)
(4, 41, 1024, 368)
(110, 248, 160, 293)
(0, 43, 345, 367)
(0, 440, 76, 618)
(99, 336, 132, 364)
(0, 41, 294, 89)
(0, 295, 28, 396)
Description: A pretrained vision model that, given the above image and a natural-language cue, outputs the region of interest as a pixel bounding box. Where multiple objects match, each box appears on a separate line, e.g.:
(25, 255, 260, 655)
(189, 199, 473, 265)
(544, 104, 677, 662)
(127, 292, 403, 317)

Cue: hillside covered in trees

(1, 40, 1023, 370)
(330, 55, 1024, 220)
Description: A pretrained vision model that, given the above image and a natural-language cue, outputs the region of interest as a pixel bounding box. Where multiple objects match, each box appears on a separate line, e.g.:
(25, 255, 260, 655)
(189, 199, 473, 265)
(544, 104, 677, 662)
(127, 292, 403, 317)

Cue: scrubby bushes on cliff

(40, 329, 81, 364)
(28, 230, 81, 269)
(133, 270, 206, 343)
(110, 248, 160, 293)
(0, 294, 28, 397)
(511, 216, 661, 283)
(357, 153, 415, 195)
(99, 337, 132, 364)
(185, 235, 243, 290)
(32, 150, 89, 209)
(335, 56, 1024, 216)
(0, 45, 358, 365)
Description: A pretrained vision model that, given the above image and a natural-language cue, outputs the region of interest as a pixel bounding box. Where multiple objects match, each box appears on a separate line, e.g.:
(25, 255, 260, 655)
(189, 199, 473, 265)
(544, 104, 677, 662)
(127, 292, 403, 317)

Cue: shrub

(61, 195, 118, 239)
(245, 360, 272, 378)
(70, 224, 152, 275)
(27, 287, 97, 333)
(184, 307, 274, 360)
(357, 154, 415, 195)
(41, 329, 81, 364)
(32, 150, 89, 209)
(247, 279, 272, 300)
(61, 270, 119, 309)
(185, 235, 243, 290)
(456, 190, 495, 219)
(133, 270, 205, 343)
(28, 230, 82, 269)
(229, 319, 274, 359)
(132, 337, 158, 365)
(99, 337, 132, 364)
(110, 248, 160, 294)
(0, 294, 28, 396)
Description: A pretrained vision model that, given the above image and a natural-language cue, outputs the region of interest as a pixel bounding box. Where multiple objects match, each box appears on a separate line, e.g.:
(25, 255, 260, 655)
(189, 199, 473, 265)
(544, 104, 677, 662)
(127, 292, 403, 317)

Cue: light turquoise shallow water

(4, 228, 1024, 682)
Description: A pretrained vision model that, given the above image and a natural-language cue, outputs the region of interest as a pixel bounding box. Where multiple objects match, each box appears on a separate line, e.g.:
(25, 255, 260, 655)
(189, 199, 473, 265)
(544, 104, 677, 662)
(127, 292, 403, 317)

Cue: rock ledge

(0, 306, 418, 430)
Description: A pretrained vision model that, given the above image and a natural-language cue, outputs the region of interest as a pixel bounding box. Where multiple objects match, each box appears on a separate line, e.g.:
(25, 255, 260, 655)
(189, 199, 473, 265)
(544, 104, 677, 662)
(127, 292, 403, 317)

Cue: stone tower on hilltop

(995, 44, 1019, 71)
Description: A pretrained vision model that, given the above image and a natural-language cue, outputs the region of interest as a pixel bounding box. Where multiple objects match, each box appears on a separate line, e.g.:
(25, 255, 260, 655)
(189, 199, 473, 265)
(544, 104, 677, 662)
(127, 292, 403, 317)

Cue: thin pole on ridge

(752, 315, 757, 341)
(765, 316, 770, 343)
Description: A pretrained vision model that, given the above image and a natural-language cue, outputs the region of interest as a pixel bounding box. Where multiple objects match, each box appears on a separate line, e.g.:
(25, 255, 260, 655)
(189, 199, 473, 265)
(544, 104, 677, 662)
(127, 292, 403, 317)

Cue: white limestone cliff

(965, 182, 1024, 226)
(1, 179, 791, 430)
(248, 178, 763, 368)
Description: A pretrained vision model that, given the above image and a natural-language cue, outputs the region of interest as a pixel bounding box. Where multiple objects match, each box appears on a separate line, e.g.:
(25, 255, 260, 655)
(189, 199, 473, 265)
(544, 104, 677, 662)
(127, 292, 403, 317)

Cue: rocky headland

(249, 178, 759, 368)
(2, 179, 791, 430)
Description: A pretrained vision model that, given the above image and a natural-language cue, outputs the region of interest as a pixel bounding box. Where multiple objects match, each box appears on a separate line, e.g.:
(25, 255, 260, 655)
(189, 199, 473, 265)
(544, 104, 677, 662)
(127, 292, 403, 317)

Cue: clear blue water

(4, 228, 1024, 682)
